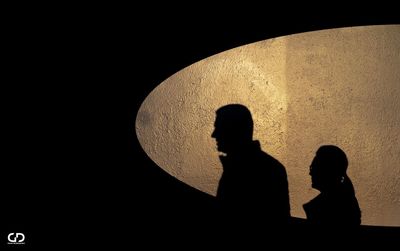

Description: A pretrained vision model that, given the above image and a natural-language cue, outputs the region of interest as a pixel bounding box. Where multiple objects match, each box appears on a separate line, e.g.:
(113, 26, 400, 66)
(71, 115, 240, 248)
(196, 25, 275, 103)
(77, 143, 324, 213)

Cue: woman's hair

(316, 145, 348, 178)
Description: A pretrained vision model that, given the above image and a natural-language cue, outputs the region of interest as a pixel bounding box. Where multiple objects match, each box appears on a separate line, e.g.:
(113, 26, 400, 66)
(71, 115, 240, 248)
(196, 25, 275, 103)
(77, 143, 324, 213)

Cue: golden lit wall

(135, 25, 400, 226)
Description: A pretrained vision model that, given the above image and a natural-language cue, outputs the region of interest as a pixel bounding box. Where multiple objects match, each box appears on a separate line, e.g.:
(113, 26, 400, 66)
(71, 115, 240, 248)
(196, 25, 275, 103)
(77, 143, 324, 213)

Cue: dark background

(2, 7, 399, 248)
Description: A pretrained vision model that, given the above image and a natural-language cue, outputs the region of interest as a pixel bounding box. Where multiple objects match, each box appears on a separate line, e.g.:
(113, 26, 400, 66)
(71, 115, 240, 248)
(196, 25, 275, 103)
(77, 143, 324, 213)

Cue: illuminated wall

(135, 25, 400, 226)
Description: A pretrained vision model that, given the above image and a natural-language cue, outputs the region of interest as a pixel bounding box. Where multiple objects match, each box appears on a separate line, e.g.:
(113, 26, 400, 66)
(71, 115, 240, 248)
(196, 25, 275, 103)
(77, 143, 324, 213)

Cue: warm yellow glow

(136, 25, 400, 226)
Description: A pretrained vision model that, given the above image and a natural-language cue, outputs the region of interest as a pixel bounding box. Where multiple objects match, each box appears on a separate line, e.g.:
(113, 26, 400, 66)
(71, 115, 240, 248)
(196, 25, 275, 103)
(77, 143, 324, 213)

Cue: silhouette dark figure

(211, 104, 290, 227)
(303, 145, 361, 227)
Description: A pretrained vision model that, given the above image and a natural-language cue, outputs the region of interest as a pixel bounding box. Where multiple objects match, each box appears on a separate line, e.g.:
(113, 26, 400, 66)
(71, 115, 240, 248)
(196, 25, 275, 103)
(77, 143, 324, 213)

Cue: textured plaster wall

(135, 25, 400, 226)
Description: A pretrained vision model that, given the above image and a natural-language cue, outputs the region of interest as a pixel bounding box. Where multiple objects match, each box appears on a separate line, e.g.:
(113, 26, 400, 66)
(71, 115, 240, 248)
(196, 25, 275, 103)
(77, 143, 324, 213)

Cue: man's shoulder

(257, 150, 287, 174)
(259, 150, 284, 165)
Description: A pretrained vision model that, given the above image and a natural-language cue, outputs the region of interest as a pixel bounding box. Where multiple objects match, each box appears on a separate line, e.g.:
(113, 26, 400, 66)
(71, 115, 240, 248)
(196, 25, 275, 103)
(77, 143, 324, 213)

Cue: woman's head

(310, 145, 348, 191)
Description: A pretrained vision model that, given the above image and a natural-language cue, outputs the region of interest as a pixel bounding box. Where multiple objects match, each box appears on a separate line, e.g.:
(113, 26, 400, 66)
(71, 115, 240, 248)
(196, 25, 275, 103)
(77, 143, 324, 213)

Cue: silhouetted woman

(303, 145, 361, 226)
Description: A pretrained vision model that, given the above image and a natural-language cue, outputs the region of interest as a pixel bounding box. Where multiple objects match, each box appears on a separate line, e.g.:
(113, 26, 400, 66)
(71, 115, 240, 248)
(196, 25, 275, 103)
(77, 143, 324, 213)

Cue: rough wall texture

(136, 25, 400, 226)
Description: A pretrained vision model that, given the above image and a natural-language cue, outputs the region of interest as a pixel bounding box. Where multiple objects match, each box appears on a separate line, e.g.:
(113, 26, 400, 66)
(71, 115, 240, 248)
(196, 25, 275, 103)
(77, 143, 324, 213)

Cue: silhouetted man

(211, 104, 290, 226)
(303, 145, 361, 227)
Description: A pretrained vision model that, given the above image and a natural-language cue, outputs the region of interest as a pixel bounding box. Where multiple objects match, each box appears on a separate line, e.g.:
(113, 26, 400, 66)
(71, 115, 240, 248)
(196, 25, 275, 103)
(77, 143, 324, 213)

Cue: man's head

(211, 104, 254, 154)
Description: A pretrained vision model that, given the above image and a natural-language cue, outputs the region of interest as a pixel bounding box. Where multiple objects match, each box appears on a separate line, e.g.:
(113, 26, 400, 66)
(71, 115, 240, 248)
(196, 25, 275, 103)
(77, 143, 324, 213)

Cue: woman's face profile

(309, 155, 330, 191)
